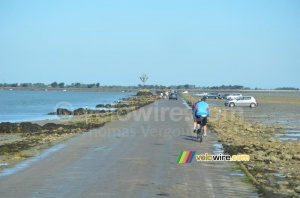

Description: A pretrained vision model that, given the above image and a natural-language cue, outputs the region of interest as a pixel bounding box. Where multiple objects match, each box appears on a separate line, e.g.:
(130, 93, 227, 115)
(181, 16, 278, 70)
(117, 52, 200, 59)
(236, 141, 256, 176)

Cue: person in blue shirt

(194, 96, 210, 136)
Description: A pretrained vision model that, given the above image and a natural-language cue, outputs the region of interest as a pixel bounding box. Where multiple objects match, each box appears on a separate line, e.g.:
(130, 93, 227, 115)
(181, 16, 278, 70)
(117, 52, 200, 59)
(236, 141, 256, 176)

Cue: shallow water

(212, 141, 224, 154)
(273, 173, 286, 178)
(0, 144, 65, 177)
(0, 162, 9, 167)
(182, 98, 192, 110)
(0, 90, 135, 123)
(229, 171, 245, 177)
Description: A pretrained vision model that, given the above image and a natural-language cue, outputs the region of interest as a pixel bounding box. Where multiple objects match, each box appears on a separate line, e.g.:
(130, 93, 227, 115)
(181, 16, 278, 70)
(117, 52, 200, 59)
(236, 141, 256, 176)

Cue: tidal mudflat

(183, 90, 300, 197)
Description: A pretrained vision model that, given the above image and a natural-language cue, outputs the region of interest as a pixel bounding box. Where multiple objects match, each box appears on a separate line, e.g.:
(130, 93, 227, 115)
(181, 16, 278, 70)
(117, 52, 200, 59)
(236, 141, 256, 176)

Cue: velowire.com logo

(177, 151, 196, 164)
(177, 151, 250, 163)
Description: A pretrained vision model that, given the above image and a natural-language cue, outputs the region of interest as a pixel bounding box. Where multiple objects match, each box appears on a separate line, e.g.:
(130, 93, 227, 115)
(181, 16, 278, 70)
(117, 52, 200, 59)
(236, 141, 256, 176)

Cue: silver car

(193, 92, 207, 97)
(225, 96, 258, 108)
(226, 93, 242, 100)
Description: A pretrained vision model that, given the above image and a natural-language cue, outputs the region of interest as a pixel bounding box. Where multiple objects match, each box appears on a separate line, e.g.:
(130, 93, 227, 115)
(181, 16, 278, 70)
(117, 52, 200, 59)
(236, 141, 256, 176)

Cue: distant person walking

(160, 92, 163, 99)
(194, 96, 210, 136)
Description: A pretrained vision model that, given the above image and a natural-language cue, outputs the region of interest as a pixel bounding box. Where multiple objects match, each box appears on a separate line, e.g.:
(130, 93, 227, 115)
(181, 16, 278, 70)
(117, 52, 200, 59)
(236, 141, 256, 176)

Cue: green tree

(51, 82, 58, 88)
(183, 84, 189, 89)
(58, 82, 65, 88)
(21, 83, 29, 87)
(74, 83, 81, 88)
(87, 84, 95, 88)
(211, 86, 219, 90)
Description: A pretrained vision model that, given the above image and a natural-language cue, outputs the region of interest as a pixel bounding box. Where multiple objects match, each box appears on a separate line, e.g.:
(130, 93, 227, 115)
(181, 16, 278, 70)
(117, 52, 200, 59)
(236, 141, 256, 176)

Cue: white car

(225, 96, 258, 108)
(226, 93, 242, 100)
(193, 92, 207, 97)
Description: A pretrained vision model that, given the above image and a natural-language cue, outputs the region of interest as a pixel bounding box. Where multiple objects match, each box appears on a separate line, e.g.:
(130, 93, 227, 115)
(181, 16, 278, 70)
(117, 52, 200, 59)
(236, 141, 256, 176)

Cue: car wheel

(250, 103, 256, 108)
(229, 102, 235, 107)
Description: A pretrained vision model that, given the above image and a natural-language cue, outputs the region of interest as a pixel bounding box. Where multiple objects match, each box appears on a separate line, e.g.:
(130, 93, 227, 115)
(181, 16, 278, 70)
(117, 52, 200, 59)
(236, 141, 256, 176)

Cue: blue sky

(1, 0, 299, 89)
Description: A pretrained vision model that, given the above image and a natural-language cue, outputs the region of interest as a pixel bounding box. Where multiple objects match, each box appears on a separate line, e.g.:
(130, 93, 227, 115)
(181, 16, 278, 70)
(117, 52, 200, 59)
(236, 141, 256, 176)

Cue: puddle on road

(229, 170, 245, 177)
(182, 99, 191, 110)
(212, 141, 224, 154)
(0, 144, 65, 177)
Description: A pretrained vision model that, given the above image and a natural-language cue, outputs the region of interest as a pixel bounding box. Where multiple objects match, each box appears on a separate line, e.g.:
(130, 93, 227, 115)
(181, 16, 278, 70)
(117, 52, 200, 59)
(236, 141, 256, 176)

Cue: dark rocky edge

(0, 95, 159, 159)
(136, 89, 153, 96)
(183, 94, 300, 198)
(49, 100, 131, 116)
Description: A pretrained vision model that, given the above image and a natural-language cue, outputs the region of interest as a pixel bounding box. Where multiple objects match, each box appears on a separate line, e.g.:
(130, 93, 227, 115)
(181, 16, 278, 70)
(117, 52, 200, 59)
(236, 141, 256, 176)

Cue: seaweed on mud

(19, 122, 42, 133)
(222, 144, 246, 155)
(0, 140, 37, 155)
(42, 123, 65, 130)
(0, 122, 18, 133)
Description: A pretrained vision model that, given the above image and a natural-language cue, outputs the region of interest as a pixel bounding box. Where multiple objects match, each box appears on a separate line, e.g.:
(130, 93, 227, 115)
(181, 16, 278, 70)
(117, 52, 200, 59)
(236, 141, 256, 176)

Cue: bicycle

(196, 116, 205, 143)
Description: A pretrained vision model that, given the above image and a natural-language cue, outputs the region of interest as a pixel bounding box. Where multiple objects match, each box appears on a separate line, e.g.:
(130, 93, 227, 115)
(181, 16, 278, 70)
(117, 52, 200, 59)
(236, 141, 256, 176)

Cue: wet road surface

(0, 97, 259, 197)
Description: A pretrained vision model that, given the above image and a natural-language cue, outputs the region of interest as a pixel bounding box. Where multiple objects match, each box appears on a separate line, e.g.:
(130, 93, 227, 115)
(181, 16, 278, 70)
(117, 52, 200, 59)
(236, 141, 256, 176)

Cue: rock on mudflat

(295, 186, 300, 193)
(96, 104, 105, 108)
(73, 108, 85, 115)
(57, 108, 72, 115)
(0, 122, 18, 133)
(136, 89, 153, 96)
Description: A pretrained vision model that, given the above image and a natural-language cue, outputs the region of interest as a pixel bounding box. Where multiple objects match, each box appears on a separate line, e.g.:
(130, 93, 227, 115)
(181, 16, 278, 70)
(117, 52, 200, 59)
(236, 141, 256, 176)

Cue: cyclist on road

(194, 96, 210, 137)
(192, 99, 201, 133)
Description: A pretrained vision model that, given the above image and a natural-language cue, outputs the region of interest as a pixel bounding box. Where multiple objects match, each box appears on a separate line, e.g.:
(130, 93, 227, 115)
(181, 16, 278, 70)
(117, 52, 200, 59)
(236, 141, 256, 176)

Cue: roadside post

(85, 105, 88, 125)
(218, 109, 222, 126)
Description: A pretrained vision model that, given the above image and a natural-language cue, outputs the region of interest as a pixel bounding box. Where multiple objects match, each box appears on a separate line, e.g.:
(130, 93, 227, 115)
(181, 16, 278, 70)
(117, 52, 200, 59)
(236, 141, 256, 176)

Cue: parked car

(169, 93, 178, 100)
(225, 96, 258, 108)
(206, 92, 220, 99)
(193, 92, 207, 97)
(226, 93, 242, 100)
(218, 93, 230, 99)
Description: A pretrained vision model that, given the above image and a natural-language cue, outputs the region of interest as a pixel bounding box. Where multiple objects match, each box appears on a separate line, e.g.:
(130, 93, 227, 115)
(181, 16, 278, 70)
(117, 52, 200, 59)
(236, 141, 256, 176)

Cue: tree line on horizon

(0, 82, 298, 90)
(0, 82, 101, 89)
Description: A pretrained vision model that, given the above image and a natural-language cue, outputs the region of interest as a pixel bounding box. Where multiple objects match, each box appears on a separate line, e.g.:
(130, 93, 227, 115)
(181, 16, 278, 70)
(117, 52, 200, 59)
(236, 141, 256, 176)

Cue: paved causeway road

(0, 96, 259, 198)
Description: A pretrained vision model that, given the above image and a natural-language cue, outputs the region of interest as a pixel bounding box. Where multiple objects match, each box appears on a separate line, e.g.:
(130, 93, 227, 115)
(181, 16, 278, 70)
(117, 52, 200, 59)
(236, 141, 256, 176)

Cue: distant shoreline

(0, 87, 138, 92)
(1, 87, 299, 93)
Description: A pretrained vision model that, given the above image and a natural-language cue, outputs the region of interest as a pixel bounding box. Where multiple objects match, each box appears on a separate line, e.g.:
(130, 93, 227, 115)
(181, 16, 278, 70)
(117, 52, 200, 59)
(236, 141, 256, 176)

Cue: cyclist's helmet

(201, 96, 207, 101)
